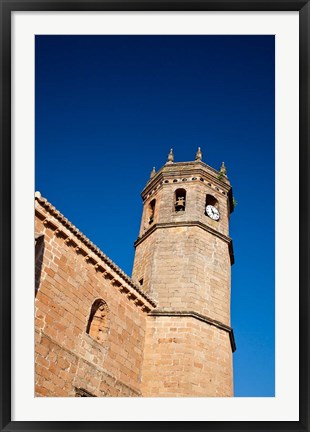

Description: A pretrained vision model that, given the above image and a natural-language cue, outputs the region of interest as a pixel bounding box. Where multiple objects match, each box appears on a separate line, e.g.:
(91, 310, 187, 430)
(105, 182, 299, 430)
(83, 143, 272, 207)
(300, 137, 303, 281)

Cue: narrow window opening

(149, 199, 156, 224)
(139, 278, 144, 286)
(35, 233, 45, 296)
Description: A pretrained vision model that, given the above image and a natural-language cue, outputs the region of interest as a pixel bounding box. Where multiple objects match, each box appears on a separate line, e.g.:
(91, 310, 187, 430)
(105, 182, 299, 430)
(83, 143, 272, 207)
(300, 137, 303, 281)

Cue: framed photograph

(1, 1, 309, 431)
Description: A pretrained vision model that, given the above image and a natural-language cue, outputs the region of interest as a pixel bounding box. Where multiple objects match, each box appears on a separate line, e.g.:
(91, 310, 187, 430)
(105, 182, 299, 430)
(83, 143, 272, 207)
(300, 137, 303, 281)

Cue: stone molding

(148, 309, 236, 353)
(75, 387, 96, 397)
(35, 194, 157, 311)
(134, 220, 234, 265)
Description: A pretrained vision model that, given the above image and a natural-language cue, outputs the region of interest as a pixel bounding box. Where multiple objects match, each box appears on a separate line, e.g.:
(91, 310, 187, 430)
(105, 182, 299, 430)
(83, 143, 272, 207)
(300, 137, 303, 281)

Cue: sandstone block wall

(133, 226, 231, 326)
(35, 155, 235, 399)
(141, 315, 233, 397)
(35, 198, 154, 397)
(132, 160, 234, 396)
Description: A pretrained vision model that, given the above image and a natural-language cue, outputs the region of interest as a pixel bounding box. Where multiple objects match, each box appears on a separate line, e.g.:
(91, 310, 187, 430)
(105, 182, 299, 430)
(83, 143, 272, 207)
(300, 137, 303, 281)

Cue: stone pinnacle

(150, 167, 156, 178)
(220, 161, 227, 175)
(167, 148, 174, 164)
(195, 147, 202, 161)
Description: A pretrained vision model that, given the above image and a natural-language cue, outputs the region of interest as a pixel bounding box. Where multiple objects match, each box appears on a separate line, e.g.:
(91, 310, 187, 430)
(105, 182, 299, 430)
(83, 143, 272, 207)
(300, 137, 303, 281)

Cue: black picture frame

(1, 1, 309, 431)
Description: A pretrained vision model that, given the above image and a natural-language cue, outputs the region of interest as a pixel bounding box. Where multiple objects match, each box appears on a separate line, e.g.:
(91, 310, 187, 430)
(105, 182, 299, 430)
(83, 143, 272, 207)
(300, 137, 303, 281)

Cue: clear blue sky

(35, 35, 275, 397)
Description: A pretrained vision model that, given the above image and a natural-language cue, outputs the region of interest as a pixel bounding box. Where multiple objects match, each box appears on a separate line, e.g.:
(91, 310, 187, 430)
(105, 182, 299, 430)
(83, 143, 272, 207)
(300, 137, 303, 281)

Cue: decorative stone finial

(35, 191, 41, 198)
(150, 167, 156, 179)
(167, 148, 174, 164)
(220, 161, 227, 175)
(195, 147, 202, 161)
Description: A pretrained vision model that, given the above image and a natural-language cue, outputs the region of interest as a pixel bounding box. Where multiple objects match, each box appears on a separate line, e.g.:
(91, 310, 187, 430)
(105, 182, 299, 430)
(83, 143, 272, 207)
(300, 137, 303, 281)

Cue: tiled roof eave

(35, 193, 157, 310)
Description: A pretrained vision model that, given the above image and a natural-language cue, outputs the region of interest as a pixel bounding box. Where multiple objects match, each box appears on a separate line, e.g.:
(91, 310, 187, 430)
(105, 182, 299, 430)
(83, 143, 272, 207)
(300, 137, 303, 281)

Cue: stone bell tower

(132, 148, 236, 397)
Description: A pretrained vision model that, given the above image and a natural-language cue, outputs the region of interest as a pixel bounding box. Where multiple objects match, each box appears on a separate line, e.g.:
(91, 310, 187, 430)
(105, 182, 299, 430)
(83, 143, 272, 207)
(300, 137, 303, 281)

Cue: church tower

(132, 149, 236, 397)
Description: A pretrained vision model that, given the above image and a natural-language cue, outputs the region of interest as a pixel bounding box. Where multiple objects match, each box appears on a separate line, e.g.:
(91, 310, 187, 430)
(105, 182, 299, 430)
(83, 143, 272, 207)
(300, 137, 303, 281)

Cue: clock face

(206, 205, 220, 221)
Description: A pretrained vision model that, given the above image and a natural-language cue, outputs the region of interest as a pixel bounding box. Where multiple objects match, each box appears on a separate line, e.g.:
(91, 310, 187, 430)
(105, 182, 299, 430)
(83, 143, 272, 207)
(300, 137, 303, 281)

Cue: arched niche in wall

(86, 299, 110, 344)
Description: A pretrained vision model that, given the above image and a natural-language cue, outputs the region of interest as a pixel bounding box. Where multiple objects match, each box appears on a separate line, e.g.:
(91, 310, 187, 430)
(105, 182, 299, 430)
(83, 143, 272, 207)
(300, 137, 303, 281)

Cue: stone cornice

(145, 160, 230, 189)
(148, 310, 236, 353)
(134, 221, 234, 265)
(35, 193, 157, 311)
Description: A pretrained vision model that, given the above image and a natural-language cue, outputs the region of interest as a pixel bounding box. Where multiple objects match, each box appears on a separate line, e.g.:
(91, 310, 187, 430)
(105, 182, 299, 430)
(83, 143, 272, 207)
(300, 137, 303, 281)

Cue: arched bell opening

(205, 194, 219, 208)
(205, 194, 220, 221)
(175, 189, 186, 212)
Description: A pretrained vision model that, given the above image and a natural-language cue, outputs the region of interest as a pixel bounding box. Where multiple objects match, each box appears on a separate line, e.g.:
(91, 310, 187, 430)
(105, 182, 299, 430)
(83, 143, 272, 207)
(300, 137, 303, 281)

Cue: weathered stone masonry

(35, 194, 155, 397)
(35, 149, 236, 397)
(132, 152, 235, 396)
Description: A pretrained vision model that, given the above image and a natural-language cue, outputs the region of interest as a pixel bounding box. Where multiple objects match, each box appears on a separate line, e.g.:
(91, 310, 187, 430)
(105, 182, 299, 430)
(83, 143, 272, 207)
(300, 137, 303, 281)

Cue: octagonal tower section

(132, 151, 236, 396)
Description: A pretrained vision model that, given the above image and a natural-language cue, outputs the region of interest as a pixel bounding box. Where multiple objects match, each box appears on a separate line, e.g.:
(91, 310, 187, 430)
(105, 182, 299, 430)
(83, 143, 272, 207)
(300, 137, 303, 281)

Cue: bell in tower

(174, 189, 186, 212)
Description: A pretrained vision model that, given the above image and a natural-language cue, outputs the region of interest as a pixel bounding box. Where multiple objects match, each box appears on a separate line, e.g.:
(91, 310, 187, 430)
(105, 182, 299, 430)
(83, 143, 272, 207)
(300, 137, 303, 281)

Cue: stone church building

(35, 149, 236, 397)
